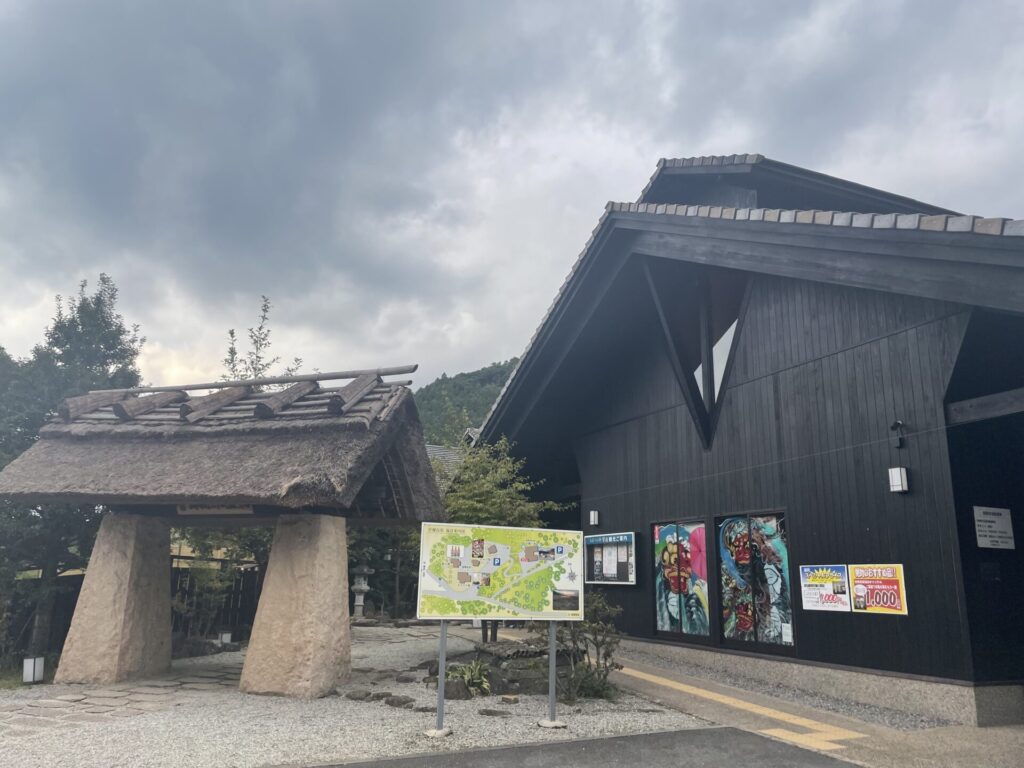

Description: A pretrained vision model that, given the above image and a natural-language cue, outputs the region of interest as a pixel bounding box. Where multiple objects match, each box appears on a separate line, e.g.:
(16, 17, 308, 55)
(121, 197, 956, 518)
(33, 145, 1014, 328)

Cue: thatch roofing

(0, 368, 444, 520)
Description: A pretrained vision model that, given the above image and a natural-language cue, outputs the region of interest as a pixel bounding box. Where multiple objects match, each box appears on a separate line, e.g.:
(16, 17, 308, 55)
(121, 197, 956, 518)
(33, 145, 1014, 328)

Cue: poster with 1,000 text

(799, 565, 851, 612)
(848, 564, 908, 615)
(416, 523, 584, 621)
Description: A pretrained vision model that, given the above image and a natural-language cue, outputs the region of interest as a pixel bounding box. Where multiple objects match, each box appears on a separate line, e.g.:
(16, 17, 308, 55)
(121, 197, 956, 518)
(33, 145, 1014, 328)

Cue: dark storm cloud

(0, 1, 589, 302)
(1, 0, 1022, 382)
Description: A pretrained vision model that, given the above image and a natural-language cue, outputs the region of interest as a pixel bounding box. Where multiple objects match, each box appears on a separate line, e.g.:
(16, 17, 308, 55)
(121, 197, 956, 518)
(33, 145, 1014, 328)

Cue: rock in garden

(500, 695, 519, 704)
(344, 690, 373, 701)
(395, 673, 417, 683)
(414, 705, 436, 713)
(443, 678, 472, 700)
(385, 695, 415, 708)
(478, 708, 511, 717)
(369, 691, 394, 701)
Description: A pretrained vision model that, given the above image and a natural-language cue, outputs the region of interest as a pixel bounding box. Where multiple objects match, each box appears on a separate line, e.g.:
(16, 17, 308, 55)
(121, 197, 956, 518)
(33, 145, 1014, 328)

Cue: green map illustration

(416, 523, 584, 621)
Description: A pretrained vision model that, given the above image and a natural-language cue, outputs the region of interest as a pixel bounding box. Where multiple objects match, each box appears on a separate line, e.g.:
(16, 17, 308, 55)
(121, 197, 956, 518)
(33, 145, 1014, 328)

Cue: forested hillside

(415, 359, 517, 445)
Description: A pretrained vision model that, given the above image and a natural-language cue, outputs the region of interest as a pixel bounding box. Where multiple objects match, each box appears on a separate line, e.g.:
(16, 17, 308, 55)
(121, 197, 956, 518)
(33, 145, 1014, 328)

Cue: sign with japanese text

(973, 506, 1015, 550)
(799, 565, 851, 612)
(848, 564, 908, 615)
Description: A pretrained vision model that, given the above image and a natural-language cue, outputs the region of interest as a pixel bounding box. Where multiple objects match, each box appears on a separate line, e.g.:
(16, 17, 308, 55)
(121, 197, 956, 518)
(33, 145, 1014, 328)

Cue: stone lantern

(351, 564, 375, 618)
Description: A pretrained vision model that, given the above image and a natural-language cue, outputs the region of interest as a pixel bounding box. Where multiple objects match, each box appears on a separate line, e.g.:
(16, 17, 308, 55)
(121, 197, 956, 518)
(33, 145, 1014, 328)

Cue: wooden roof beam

(113, 391, 187, 421)
(327, 373, 381, 415)
(254, 381, 318, 419)
(180, 386, 251, 424)
(59, 392, 132, 422)
(89, 365, 418, 395)
(946, 386, 1024, 426)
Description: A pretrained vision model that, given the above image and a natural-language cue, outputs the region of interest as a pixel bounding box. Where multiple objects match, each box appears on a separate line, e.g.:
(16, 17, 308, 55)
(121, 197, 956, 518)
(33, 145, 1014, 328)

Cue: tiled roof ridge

(478, 197, 1023, 439)
(611, 201, 1024, 237)
(637, 154, 764, 199)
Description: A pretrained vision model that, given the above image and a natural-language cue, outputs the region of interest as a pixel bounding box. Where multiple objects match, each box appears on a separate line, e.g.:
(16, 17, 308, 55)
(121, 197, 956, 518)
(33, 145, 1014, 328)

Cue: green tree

(0, 275, 143, 658)
(178, 296, 300, 597)
(222, 295, 301, 382)
(438, 438, 561, 641)
(415, 359, 517, 445)
(440, 438, 558, 529)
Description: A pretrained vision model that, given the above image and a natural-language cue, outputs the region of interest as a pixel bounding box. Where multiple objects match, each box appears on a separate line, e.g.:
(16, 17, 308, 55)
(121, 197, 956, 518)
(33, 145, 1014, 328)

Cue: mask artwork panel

(719, 514, 793, 646)
(653, 522, 709, 636)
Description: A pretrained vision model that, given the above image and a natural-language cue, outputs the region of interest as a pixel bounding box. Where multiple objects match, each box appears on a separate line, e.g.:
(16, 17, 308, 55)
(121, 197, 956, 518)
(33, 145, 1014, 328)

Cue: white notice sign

(974, 507, 1015, 550)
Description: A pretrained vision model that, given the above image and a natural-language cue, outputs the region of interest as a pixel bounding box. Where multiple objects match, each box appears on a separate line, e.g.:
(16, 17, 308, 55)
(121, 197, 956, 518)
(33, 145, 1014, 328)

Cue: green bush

(446, 659, 491, 697)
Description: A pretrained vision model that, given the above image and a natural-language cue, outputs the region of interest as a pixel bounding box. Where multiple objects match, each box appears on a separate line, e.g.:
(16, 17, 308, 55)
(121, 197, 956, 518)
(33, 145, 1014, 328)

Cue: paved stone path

(0, 659, 242, 738)
(322, 728, 845, 768)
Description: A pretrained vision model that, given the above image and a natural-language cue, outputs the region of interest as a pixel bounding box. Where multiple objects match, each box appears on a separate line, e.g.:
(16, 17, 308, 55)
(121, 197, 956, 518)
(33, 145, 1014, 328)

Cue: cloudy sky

(1, 0, 1022, 388)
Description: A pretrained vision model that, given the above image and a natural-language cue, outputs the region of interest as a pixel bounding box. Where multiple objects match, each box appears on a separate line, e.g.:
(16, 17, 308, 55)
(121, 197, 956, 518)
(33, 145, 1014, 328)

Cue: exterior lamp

(23, 656, 45, 684)
(588, 509, 599, 527)
(888, 467, 909, 494)
(218, 631, 233, 644)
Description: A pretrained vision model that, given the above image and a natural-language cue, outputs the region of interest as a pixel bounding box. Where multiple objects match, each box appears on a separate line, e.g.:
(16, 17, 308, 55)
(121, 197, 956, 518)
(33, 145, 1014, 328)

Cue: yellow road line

(618, 665, 866, 751)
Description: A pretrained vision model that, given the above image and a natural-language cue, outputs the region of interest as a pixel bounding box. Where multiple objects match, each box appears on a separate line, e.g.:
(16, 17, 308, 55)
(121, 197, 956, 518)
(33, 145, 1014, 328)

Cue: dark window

(644, 258, 747, 445)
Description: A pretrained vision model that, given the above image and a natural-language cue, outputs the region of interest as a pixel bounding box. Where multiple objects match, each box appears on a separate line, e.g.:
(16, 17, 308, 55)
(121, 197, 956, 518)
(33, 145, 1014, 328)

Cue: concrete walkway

(457, 626, 1024, 768)
(325, 728, 845, 767)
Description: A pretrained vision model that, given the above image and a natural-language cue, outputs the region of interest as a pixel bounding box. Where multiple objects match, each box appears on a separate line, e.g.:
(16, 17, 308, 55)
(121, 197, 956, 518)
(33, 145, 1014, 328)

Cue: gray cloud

(1, 0, 1022, 386)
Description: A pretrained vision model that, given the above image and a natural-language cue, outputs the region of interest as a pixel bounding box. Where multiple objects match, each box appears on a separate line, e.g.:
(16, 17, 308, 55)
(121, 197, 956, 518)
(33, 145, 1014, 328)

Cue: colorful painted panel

(719, 514, 793, 645)
(653, 522, 709, 636)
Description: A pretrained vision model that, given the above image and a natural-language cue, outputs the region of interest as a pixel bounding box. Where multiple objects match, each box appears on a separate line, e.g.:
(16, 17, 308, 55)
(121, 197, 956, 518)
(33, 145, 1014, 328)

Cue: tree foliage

(415, 359, 516, 445)
(177, 296, 300, 586)
(221, 295, 300, 383)
(439, 437, 559, 528)
(0, 275, 143, 658)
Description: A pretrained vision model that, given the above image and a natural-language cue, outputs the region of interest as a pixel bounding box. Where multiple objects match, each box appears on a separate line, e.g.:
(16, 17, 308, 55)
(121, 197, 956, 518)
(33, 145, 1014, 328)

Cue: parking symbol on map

(493, 557, 500, 566)
(556, 546, 564, 554)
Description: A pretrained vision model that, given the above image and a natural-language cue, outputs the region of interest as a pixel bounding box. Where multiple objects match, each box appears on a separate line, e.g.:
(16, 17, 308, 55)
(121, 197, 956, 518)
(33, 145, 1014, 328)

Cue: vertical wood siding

(574, 273, 973, 680)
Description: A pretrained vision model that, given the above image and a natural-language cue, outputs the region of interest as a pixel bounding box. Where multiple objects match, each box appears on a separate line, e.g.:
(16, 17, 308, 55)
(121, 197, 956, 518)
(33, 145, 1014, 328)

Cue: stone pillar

(240, 514, 349, 698)
(55, 513, 171, 684)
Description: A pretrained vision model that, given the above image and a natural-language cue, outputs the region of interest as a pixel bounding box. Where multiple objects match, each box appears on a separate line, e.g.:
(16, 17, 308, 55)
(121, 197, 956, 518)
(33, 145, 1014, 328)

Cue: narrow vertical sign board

(974, 507, 1015, 550)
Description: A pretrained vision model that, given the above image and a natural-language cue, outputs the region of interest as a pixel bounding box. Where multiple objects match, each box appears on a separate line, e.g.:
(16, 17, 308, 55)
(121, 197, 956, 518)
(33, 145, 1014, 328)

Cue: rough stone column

(55, 512, 171, 684)
(240, 514, 350, 698)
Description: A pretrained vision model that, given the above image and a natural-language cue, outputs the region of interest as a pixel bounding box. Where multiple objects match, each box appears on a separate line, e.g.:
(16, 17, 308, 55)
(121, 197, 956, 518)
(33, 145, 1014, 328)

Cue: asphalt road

(323, 728, 847, 767)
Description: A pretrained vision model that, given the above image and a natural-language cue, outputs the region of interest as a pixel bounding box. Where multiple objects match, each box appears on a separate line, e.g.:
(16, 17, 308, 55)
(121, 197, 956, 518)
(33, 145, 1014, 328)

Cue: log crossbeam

(946, 386, 1024, 426)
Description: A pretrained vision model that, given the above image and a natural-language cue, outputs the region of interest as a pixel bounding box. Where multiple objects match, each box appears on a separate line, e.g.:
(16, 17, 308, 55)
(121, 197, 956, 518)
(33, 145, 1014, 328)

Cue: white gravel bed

(0, 628, 702, 768)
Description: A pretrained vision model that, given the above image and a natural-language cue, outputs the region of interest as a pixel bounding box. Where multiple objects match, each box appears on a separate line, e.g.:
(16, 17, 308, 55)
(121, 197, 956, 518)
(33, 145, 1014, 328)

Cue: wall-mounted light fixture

(218, 631, 233, 645)
(890, 419, 905, 449)
(23, 656, 44, 684)
(888, 467, 909, 494)
(588, 510, 599, 527)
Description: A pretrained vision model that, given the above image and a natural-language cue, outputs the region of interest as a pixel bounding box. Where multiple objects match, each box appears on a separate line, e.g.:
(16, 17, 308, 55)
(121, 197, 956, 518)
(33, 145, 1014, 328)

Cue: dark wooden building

(480, 155, 1024, 724)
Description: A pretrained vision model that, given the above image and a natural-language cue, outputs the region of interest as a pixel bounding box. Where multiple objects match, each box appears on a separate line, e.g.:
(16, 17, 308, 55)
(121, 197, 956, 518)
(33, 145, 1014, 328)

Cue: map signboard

(416, 523, 584, 621)
(584, 532, 636, 584)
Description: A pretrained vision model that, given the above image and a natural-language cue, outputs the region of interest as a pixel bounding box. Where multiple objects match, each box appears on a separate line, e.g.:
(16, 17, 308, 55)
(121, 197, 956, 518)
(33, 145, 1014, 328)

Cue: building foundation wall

(240, 514, 350, 698)
(623, 638, 1024, 726)
(55, 512, 171, 684)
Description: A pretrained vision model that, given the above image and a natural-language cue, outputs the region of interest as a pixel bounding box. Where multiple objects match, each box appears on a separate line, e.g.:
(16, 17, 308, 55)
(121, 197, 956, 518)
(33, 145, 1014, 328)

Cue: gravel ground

(620, 639, 951, 731)
(0, 628, 703, 768)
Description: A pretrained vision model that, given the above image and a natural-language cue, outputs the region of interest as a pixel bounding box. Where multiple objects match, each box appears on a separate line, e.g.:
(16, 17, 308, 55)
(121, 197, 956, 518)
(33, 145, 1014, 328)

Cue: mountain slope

(415, 359, 516, 446)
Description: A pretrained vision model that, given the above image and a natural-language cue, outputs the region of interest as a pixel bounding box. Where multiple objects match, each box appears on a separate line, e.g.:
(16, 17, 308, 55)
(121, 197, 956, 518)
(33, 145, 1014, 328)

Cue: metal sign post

(424, 620, 452, 738)
(538, 621, 566, 729)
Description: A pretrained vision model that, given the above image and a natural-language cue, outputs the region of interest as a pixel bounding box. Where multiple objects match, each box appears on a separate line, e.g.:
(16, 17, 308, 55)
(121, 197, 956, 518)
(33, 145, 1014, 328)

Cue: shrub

(446, 659, 491, 697)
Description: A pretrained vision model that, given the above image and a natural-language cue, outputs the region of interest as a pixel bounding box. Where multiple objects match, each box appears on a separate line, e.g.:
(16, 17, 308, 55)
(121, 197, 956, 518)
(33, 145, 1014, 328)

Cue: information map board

(416, 523, 584, 621)
(584, 532, 636, 584)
